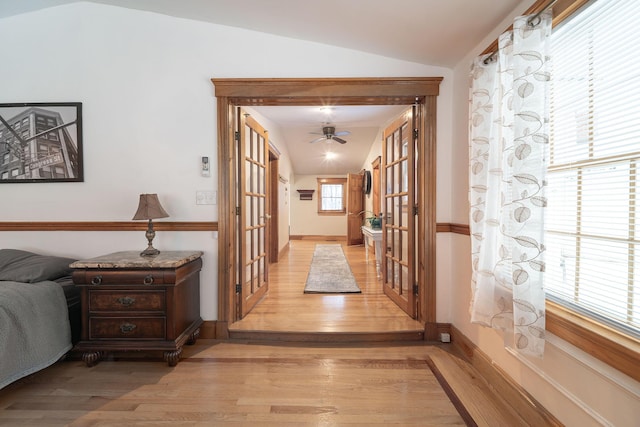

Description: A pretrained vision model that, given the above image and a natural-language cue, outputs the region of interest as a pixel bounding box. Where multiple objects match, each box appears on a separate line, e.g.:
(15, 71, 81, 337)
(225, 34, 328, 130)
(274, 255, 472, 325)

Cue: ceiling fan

(309, 125, 350, 144)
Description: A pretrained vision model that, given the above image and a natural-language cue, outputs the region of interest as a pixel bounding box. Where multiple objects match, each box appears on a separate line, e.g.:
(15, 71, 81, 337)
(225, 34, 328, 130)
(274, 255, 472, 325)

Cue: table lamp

(132, 193, 169, 256)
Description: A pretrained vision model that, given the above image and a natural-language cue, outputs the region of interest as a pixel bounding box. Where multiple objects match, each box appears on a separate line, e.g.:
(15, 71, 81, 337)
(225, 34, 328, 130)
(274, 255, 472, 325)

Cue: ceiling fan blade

(332, 136, 347, 144)
(309, 136, 326, 143)
(309, 131, 325, 135)
(334, 130, 350, 136)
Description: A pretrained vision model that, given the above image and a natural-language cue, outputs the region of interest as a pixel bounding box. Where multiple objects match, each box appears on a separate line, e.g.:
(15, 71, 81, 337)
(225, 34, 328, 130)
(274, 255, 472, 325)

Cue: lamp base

(140, 247, 160, 257)
(140, 219, 160, 257)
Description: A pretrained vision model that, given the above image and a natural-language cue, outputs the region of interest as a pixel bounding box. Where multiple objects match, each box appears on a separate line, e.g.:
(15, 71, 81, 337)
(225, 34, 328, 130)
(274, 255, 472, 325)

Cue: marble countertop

(70, 250, 203, 269)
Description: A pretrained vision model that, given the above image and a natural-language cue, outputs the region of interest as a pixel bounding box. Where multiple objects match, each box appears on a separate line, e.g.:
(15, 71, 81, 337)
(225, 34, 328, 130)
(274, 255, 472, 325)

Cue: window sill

(546, 301, 640, 382)
(317, 211, 346, 216)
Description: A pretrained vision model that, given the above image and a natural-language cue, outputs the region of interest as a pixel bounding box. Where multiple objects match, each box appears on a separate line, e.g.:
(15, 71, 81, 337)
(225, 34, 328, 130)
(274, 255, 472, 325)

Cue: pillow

(0, 249, 77, 283)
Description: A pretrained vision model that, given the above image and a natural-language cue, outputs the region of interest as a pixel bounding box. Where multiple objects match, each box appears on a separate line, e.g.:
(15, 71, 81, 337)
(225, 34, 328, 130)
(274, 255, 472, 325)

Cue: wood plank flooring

(0, 340, 532, 426)
(0, 240, 543, 426)
(230, 240, 425, 337)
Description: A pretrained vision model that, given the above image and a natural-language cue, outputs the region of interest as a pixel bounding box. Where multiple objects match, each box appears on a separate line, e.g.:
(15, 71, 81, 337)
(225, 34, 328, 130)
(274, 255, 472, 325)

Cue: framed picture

(0, 102, 83, 183)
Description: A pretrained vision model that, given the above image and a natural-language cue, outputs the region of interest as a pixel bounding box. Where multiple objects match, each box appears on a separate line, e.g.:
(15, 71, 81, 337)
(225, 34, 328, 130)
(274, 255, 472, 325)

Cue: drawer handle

(143, 274, 154, 285)
(120, 323, 137, 334)
(91, 275, 102, 285)
(116, 296, 136, 307)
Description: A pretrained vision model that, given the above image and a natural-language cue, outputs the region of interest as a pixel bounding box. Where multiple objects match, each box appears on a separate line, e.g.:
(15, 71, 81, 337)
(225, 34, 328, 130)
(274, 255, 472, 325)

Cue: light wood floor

(0, 240, 545, 426)
(0, 340, 533, 426)
(229, 240, 425, 338)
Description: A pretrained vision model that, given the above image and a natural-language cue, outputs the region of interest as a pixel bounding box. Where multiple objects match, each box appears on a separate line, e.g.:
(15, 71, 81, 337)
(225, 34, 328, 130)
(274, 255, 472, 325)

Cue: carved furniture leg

(186, 328, 200, 345)
(82, 351, 102, 367)
(163, 347, 183, 366)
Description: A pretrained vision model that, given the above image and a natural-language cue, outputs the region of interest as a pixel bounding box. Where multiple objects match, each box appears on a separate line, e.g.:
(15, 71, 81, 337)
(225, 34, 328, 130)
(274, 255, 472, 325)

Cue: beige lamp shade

(132, 194, 169, 220)
(132, 194, 169, 256)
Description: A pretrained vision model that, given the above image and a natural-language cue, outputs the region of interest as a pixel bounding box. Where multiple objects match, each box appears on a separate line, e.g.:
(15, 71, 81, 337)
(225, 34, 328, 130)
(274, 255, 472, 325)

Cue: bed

(0, 249, 81, 389)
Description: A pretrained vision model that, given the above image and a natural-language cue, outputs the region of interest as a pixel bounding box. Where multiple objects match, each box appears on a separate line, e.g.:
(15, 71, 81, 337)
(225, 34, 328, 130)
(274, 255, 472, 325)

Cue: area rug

(304, 244, 361, 294)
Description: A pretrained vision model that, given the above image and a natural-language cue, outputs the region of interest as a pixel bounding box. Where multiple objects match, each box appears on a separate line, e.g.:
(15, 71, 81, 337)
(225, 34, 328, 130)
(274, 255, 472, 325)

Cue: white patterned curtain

(468, 12, 551, 357)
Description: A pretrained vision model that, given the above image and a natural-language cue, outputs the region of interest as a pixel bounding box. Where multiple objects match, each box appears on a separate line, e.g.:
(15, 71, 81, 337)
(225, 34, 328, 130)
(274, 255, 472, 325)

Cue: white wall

(0, 2, 451, 321)
(449, 1, 640, 426)
(290, 174, 347, 236)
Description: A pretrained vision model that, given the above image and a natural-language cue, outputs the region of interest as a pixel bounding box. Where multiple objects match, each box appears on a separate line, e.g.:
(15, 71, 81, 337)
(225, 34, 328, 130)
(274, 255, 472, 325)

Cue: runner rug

(304, 244, 361, 294)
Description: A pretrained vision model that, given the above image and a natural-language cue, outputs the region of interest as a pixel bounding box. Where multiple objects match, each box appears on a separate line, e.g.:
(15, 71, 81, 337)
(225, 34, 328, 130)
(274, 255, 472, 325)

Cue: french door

(382, 107, 417, 318)
(236, 109, 269, 317)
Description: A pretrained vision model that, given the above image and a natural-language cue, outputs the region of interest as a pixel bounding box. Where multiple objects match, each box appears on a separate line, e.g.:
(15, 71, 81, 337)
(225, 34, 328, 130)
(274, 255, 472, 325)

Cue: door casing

(211, 77, 442, 339)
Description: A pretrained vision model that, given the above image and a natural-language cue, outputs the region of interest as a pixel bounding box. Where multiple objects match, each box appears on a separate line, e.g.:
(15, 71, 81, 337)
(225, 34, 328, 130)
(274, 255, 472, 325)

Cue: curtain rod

(482, 0, 557, 65)
(527, 0, 558, 26)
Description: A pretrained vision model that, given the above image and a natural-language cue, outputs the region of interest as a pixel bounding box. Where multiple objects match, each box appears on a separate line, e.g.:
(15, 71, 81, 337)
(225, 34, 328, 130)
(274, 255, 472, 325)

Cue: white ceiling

(0, 0, 523, 175)
(249, 105, 410, 176)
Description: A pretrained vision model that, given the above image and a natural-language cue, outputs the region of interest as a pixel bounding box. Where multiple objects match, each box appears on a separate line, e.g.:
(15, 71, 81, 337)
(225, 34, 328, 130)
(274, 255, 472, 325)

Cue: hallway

(229, 240, 425, 339)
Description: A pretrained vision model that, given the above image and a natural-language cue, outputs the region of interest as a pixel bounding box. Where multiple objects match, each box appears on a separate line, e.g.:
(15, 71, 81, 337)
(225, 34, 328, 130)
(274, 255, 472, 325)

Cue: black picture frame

(0, 102, 83, 183)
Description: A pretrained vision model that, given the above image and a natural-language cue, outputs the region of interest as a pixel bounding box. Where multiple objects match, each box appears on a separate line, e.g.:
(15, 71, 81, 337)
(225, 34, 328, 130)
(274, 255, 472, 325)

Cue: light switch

(196, 191, 216, 205)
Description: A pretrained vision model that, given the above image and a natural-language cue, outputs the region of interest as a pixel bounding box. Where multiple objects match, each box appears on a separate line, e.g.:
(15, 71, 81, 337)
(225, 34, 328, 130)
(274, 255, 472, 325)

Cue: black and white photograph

(0, 102, 83, 183)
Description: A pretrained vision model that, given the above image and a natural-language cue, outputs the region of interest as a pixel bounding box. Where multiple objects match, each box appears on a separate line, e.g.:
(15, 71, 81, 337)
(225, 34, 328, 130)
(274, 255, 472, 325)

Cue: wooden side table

(71, 250, 203, 367)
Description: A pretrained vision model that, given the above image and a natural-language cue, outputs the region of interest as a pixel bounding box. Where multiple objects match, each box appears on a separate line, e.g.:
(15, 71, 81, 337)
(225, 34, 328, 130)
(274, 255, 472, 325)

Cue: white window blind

(320, 184, 343, 211)
(546, 0, 640, 336)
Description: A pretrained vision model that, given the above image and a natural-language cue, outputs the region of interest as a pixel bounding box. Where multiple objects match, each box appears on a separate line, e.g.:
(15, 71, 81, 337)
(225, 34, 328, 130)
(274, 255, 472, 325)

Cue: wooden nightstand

(70, 250, 203, 367)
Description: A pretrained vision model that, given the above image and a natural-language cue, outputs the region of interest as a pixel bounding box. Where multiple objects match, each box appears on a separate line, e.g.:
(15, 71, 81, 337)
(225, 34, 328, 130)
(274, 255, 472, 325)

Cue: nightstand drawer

(89, 317, 166, 339)
(89, 290, 166, 312)
(74, 270, 170, 286)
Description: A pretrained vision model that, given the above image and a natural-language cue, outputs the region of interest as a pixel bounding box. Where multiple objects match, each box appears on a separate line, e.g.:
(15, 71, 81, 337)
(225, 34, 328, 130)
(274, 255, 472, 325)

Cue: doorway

(212, 77, 442, 339)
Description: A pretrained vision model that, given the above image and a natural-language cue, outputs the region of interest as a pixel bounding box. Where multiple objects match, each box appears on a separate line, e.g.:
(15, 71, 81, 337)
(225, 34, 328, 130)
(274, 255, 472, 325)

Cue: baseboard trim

(436, 223, 470, 235)
(290, 235, 347, 241)
(425, 322, 452, 341)
(450, 326, 562, 426)
(199, 320, 218, 339)
(277, 241, 290, 260)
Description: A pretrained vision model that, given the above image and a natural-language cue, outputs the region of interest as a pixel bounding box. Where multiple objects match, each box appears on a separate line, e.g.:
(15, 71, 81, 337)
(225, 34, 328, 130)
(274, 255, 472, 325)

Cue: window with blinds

(546, 0, 640, 337)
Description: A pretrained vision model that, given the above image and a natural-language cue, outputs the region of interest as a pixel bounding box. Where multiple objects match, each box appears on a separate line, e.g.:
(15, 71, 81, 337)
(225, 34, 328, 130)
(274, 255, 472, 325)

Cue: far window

(317, 178, 346, 214)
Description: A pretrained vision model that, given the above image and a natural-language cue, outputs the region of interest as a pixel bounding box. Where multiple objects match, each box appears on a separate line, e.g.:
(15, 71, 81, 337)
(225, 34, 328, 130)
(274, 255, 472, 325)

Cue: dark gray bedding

(0, 249, 79, 389)
(0, 280, 72, 389)
(0, 249, 75, 283)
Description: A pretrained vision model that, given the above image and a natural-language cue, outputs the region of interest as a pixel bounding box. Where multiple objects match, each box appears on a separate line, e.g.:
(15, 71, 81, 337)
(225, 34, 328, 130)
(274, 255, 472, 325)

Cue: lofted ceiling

(248, 105, 410, 176)
(0, 0, 523, 175)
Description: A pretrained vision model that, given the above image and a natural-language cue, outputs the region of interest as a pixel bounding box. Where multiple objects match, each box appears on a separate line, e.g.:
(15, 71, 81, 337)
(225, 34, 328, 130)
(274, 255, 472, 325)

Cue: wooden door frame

(268, 146, 279, 263)
(211, 77, 442, 339)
